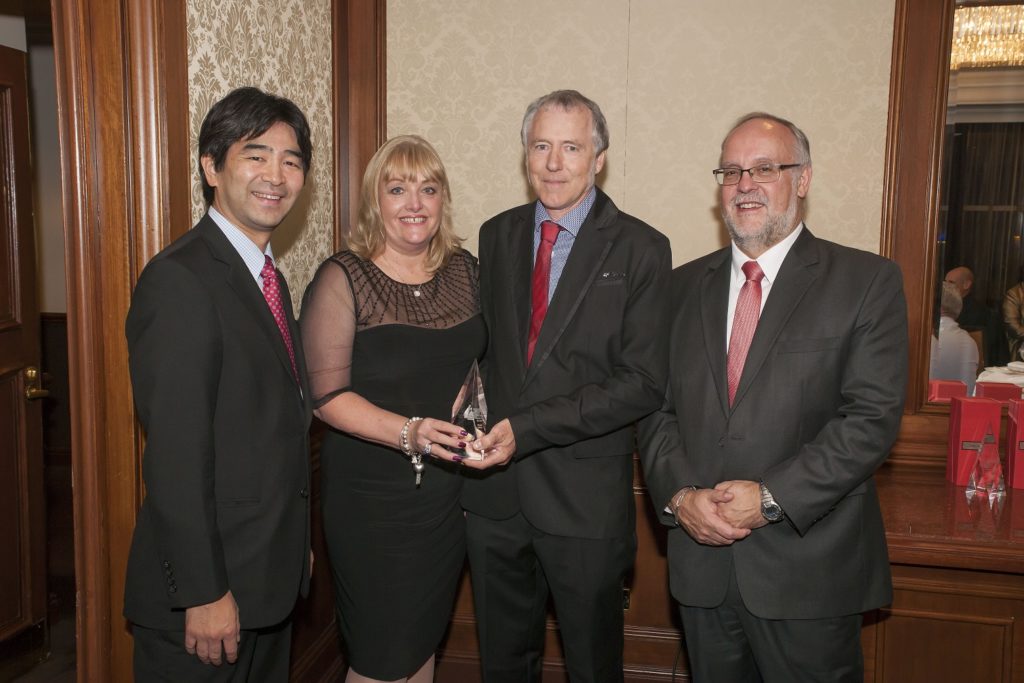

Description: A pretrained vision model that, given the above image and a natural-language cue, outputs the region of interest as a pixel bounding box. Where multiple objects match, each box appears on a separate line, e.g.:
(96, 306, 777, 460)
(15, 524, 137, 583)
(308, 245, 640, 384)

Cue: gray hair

(722, 112, 811, 166)
(521, 89, 609, 155)
(940, 281, 964, 320)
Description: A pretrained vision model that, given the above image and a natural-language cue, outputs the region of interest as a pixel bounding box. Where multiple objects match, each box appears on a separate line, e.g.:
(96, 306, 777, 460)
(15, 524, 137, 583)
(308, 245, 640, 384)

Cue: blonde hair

(348, 135, 461, 272)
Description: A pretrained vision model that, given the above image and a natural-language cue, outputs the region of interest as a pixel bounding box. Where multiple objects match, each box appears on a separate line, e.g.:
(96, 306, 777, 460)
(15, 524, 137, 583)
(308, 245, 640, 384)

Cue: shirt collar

(730, 222, 804, 286)
(533, 187, 597, 237)
(939, 315, 960, 331)
(208, 205, 275, 282)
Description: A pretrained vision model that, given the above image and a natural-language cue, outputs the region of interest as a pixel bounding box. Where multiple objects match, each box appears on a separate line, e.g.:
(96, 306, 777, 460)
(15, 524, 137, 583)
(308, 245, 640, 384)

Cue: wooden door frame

(883, 0, 957, 466)
(51, 0, 385, 679)
(52, 1, 189, 679)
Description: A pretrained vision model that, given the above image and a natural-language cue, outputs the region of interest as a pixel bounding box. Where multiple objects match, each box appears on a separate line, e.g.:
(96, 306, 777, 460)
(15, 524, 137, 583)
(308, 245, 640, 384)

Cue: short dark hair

(198, 87, 312, 204)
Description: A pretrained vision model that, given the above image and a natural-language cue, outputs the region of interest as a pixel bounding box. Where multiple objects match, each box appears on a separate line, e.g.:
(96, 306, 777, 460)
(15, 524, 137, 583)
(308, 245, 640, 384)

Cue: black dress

(300, 249, 485, 679)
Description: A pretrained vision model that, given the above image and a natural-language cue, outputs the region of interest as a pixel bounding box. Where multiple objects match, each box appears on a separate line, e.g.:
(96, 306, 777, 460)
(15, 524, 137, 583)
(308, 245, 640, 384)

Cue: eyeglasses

(712, 163, 802, 186)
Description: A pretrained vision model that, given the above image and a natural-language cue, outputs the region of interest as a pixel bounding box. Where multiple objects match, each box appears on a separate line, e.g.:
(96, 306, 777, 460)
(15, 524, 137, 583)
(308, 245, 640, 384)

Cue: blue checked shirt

(532, 187, 597, 304)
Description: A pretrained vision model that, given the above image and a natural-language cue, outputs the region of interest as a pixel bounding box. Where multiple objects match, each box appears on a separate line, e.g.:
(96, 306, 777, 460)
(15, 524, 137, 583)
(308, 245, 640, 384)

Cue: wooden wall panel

(875, 565, 1024, 683)
(51, 1, 189, 680)
(333, 0, 386, 242)
(0, 374, 26, 637)
(879, 610, 1012, 682)
(883, 0, 957, 467)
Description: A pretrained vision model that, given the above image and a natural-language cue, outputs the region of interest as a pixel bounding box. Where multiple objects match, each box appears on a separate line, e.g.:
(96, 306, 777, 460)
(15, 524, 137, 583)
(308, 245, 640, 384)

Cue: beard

(722, 188, 800, 256)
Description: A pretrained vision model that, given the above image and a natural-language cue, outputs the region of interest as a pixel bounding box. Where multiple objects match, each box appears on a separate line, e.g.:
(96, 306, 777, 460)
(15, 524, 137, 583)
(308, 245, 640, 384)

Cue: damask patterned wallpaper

(187, 0, 333, 310)
(387, 0, 896, 264)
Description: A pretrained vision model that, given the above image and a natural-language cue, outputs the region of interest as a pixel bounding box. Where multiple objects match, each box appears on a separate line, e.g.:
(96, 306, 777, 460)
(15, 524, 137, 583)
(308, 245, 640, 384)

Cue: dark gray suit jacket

(638, 227, 908, 619)
(123, 215, 312, 630)
(462, 189, 671, 540)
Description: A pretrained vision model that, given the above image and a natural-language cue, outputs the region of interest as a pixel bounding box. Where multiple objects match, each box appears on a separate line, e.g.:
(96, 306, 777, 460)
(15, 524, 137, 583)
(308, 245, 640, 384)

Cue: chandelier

(950, 4, 1024, 69)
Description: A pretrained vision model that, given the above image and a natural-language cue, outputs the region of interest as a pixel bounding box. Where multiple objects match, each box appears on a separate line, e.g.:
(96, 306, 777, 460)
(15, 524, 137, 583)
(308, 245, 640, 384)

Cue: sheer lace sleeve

(300, 257, 356, 408)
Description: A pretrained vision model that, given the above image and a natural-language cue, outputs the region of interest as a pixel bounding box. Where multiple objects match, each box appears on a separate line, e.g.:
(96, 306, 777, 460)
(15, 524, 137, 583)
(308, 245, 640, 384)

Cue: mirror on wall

(930, 1, 1024, 387)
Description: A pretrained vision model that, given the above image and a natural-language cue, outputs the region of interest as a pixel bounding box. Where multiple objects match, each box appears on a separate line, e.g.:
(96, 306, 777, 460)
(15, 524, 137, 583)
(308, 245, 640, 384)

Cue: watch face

(762, 501, 783, 522)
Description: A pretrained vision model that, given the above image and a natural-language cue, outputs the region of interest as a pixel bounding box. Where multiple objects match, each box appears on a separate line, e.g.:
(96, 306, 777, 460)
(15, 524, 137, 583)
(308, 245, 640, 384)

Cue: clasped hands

(673, 480, 767, 546)
(407, 417, 515, 469)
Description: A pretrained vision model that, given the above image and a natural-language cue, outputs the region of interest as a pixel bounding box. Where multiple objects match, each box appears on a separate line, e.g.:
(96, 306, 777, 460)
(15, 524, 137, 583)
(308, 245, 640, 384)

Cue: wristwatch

(759, 481, 784, 523)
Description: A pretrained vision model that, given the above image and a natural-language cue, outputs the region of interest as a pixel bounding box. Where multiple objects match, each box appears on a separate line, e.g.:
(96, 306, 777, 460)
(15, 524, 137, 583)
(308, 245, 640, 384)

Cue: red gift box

(974, 382, 1023, 401)
(928, 380, 967, 403)
(948, 397, 1002, 486)
(1007, 399, 1024, 490)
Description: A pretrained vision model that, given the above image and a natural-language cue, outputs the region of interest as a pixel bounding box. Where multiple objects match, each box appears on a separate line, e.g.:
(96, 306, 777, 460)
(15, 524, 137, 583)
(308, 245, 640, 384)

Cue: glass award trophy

(966, 425, 1006, 503)
(451, 360, 487, 460)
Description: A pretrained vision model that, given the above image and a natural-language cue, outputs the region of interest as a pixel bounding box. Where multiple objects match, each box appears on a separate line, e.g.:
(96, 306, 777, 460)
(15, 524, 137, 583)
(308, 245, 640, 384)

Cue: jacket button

(162, 560, 171, 568)
(299, 487, 309, 498)
(168, 585, 177, 594)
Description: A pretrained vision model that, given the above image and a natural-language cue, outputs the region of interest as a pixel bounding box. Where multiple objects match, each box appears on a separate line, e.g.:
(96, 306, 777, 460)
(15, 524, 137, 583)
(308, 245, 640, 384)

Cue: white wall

(388, 1, 897, 264)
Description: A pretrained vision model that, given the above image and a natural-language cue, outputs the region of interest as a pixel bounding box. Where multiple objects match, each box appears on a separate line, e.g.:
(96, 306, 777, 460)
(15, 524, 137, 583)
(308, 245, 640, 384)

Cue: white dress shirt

(930, 315, 979, 395)
(725, 223, 805, 350)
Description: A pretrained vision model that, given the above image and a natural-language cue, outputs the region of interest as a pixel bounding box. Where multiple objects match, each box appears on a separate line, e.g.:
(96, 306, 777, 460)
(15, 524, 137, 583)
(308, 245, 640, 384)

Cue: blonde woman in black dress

(301, 136, 485, 682)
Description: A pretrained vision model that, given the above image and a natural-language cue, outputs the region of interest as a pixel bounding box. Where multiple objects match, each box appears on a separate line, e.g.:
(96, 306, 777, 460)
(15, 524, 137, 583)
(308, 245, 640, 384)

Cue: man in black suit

(638, 113, 908, 682)
(124, 87, 313, 682)
(462, 90, 670, 681)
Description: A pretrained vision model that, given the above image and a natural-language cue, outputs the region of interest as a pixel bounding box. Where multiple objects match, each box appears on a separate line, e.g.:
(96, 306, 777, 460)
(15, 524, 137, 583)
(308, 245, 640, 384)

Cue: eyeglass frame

(712, 162, 803, 186)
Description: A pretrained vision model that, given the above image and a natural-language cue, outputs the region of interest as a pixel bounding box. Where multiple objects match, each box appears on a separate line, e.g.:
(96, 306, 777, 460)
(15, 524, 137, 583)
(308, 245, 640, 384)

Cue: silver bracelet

(400, 417, 426, 487)
(400, 417, 423, 456)
(671, 486, 698, 517)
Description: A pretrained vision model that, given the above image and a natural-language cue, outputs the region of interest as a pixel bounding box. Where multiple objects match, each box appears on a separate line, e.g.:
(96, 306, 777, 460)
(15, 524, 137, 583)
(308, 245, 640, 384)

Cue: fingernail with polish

(453, 455, 463, 463)
(458, 441, 467, 448)
(459, 430, 468, 436)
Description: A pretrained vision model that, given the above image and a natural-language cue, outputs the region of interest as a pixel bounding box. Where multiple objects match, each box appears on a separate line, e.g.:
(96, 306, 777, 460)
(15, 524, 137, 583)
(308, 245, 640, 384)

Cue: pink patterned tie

(527, 220, 561, 365)
(727, 260, 764, 406)
(261, 255, 298, 382)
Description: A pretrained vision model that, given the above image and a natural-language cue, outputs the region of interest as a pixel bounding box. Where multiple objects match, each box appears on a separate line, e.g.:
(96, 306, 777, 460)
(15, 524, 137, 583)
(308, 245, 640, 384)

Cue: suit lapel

(699, 249, 732, 416)
(524, 192, 616, 387)
(197, 218, 301, 393)
(731, 228, 820, 409)
(506, 206, 534, 381)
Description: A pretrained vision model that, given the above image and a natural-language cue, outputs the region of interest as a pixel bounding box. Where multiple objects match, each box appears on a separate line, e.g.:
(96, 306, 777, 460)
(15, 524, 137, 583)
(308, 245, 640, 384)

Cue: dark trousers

(466, 511, 635, 683)
(680, 568, 863, 683)
(132, 619, 292, 683)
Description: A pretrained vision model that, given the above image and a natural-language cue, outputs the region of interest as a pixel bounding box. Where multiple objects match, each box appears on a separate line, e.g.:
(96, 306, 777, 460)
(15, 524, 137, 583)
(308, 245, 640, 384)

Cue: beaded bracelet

(400, 416, 423, 456)
(400, 417, 426, 487)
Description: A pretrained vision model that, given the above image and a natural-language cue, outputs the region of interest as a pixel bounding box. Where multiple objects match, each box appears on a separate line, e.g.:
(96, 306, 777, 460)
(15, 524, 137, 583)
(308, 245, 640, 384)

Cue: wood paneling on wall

(882, 0, 956, 468)
(333, 0, 387, 240)
(52, 2, 188, 680)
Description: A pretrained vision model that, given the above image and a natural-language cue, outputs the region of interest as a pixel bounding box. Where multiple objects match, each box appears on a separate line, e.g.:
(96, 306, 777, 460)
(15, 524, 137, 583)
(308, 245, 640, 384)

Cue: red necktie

(527, 220, 561, 365)
(727, 260, 764, 405)
(261, 255, 298, 382)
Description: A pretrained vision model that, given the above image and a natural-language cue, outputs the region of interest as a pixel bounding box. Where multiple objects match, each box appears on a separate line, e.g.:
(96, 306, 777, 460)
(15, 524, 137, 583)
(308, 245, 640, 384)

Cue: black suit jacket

(463, 189, 671, 540)
(123, 215, 312, 630)
(638, 228, 908, 619)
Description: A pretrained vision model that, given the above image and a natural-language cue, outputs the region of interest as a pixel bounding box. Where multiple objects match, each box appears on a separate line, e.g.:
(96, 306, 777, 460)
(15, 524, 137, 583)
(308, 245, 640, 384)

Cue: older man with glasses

(639, 112, 908, 682)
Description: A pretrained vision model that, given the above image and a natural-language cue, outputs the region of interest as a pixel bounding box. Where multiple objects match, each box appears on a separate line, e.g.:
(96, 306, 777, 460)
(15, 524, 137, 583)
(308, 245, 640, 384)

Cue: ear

(200, 154, 220, 189)
(594, 149, 607, 175)
(796, 164, 812, 198)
